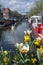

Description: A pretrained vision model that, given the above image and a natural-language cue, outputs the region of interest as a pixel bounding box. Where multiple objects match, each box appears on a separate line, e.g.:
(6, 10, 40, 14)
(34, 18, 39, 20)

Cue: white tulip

(24, 31, 26, 34)
(36, 37, 41, 40)
(16, 43, 20, 48)
(27, 30, 32, 34)
(22, 45, 29, 51)
(26, 46, 29, 51)
(20, 43, 23, 47)
(22, 46, 27, 49)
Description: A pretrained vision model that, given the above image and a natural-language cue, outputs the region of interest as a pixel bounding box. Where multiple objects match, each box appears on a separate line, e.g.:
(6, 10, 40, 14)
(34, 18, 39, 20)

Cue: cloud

(9, 0, 16, 5)
(1, 0, 36, 14)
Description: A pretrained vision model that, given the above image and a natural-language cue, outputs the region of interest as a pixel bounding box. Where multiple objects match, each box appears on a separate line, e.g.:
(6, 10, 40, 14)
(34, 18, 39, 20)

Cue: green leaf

(18, 59, 30, 64)
(37, 49, 41, 61)
(19, 59, 24, 64)
(16, 51, 21, 59)
(24, 59, 30, 63)
(19, 52, 24, 59)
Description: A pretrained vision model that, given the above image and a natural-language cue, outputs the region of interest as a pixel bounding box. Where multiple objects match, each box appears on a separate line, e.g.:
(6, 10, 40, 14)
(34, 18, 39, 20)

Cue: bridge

(21, 12, 29, 19)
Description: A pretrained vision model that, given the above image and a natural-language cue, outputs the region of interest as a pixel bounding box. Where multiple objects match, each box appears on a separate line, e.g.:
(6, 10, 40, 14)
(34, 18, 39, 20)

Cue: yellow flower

(31, 58, 37, 63)
(34, 42, 40, 46)
(24, 35, 31, 42)
(4, 51, 8, 55)
(40, 45, 42, 48)
(39, 47, 43, 51)
(34, 39, 41, 46)
(3, 57, 9, 63)
(39, 47, 43, 57)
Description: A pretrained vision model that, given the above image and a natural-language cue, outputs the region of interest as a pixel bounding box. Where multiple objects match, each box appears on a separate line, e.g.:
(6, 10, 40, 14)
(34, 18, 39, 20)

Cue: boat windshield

(37, 18, 41, 23)
(31, 17, 42, 23)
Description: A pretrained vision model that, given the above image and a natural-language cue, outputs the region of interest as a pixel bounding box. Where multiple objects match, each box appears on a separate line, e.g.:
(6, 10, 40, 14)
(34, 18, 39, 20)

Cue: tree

(26, 0, 43, 18)
(12, 11, 22, 19)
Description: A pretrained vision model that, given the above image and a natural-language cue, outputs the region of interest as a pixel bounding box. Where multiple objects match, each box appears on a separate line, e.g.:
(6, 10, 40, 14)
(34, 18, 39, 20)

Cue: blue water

(0, 20, 29, 50)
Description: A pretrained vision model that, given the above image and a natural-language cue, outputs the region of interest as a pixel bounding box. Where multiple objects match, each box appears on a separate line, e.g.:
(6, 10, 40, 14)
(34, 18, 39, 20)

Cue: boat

(29, 15, 43, 39)
(0, 18, 11, 29)
(0, 18, 17, 29)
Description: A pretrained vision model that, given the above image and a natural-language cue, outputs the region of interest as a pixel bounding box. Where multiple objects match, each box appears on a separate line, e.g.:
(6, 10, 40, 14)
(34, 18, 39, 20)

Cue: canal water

(0, 20, 29, 50)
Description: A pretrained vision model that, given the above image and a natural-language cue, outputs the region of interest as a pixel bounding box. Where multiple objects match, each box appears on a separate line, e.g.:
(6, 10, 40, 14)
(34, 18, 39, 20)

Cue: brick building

(0, 7, 3, 19)
(0, 8, 13, 26)
(3, 8, 13, 19)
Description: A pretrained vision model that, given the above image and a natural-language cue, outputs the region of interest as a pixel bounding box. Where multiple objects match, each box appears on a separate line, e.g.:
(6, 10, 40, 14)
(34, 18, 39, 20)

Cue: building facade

(0, 7, 3, 19)
(3, 8, 13, 19)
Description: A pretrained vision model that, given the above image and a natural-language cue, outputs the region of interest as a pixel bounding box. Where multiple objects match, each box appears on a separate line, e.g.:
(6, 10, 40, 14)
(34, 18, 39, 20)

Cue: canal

(0, 20, 29, 50)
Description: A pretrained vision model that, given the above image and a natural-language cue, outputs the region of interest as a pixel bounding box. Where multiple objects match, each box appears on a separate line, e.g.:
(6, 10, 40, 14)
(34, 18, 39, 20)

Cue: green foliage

(12, 11, 22, 19)
(37, 49, 41, 61)
(26, 0, 43, 17)
(0, 30, 43, 65)
(0, 49, 12, 65)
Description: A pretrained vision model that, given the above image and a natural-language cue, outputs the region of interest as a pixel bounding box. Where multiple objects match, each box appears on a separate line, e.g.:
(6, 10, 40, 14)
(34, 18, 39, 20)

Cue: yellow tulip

(39, 47, 43, 57)
(3, 57, 9, 63)
(31, 58, 37, 63)
(24, 35, 31, 42)
(39, 47, 43, 51)
(34, 42, 40, 46)
(34, 39, 41, 46)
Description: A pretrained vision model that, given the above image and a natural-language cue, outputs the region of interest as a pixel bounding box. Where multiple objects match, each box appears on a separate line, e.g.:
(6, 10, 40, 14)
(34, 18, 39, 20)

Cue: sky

(1, 0, 38, 14)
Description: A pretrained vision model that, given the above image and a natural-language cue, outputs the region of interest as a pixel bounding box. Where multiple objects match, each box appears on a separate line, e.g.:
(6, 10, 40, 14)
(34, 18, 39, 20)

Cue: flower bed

(0, 30, 43, 65)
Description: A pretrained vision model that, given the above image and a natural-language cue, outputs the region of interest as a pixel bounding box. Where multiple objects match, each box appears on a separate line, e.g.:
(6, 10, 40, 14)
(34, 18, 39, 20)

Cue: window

(3, 13, 9, 19)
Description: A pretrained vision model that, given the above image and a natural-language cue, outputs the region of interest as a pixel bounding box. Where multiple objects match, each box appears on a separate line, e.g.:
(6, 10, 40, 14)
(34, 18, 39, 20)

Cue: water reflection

(0, 20, 29, 50)
(0, 31, 2, 39)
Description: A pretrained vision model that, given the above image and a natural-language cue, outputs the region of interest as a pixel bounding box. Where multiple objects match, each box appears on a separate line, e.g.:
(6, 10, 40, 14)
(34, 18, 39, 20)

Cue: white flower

(27, 30, 32, 34)
(20, 43, 23, 47)
(24, 31, 26, 34)
(4, 51, 8, 55)
(22, 46, 26, 49)
(16, 43, 20, 48)
(26, 46, 29, 51)
(22, 45, 29, 52)
(36, 37, 41, 40)
(20, 45, 29, 53)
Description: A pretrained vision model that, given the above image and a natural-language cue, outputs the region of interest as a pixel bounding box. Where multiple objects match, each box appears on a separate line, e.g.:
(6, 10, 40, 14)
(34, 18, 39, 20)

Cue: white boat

(29, 15, 43, 39)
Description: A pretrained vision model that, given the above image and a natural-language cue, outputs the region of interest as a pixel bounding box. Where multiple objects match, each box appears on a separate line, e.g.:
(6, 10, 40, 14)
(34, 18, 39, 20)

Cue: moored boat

(0, 18, 17, 29)
(29, 15, 43, 39)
